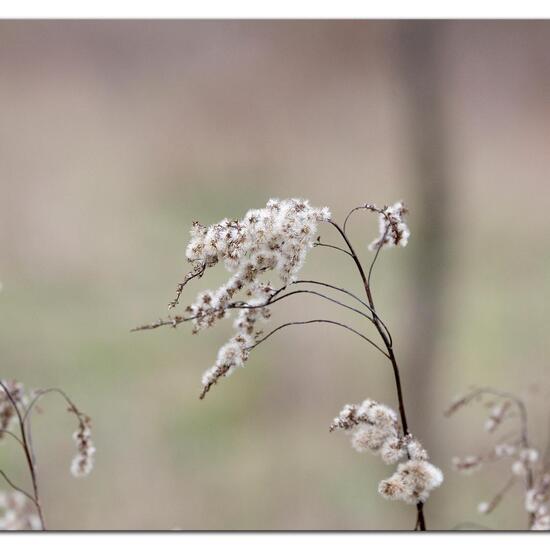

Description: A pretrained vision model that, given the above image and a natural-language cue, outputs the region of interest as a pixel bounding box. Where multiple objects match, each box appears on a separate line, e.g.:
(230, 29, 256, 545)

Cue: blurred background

(0, 20, 549, 530)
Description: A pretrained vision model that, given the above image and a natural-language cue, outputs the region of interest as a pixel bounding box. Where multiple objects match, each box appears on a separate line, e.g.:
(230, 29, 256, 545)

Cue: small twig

(233, 289, 376, 325)
(168, 262, 206, 310)
(23, 388, 89, 427)
(367, 225, 390, 290)
(0, 381, 46, 530)
(0, 470, 38, 507)
(0, 429, 25, 448)
(132, 283, 386, 336)
(131, 315, 188, 331)
(293, 280, 393, 345)
(342, 205, 371, 235)
(246, 319, 390, 359)
(313, 239, 354, 258)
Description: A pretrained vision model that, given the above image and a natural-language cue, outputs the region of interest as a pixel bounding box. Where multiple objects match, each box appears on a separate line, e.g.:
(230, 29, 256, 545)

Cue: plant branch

(246, 319, 390, 358)
(313, 240, 354, 258)
(168, 262, 207, 310)
(327, 219, 426, 530)
(0, 469, 38, 507)
(0, 429, 24, 448)
(0, 381, 46, 530)
(23, 388, 86, 426)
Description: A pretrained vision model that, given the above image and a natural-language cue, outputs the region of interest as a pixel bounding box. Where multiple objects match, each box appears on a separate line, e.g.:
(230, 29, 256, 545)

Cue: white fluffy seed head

(379, 436, 406, 465)
(332, 398, 441, 506)
(71, 417, 94, 478)
(378, 460, 443, 505)
(406, 437, 429, 461)
(189, 199, 331, 398)
(368, 201, 410, 252)
(351, 424, 388, 454)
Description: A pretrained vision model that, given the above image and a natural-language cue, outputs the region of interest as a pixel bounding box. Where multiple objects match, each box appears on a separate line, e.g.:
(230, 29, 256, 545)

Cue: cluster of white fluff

(378, 460, 444, 505)
(70, 416, 95, 478)
(185, 198, 331, 285)
(0, 380, 27, 439)
(368, 201, 410, 251)
(182, 199, 331, 398)
(0, 491, 40, 531)
(330, 399, 443, 505)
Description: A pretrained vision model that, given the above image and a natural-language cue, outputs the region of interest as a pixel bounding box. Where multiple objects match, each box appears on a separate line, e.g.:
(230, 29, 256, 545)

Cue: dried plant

(446, 387, 549, 530)
(0, 380, 95, 530)
(135, 197, 443, 530)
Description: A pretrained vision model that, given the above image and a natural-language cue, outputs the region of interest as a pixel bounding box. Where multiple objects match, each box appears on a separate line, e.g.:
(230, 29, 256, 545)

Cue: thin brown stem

(313, 240, 354, 258)
(327, 219, 426, 530)
(247, 319, 390, 359)
(23, 387, 86, 426)
(133, 282, 387, 337)
(168, 262, 206, 310)
(0, 470, 38, 507)
(0, 381, 46, 530)
(294, 280, 393, 345)
(0, 429, 24, 448)
(234, 289, 376, 324)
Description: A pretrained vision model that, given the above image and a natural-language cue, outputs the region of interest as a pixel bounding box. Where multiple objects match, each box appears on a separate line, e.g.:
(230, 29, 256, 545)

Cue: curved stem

(247, 319, 390, 359)
(293, 280, 393, 345)
(343, 205, 367, 235)
(168, 262, 206, 310)
(328, 221, 410, 432)
(0, 469, 38, 507)
(313, 241, 354, 258)
(132, 281, 391, 338)
(327, 220, 426, 530)
(23, 387, 84, 426)
(0, 429, 25, 448)
(0, 381, 46, 530)
(367, 225, 389, 289)
(234, 289, 375, 324)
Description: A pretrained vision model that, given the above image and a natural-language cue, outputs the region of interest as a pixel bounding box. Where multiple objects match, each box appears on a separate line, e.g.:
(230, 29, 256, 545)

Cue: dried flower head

(173, 199, 331, 398)
(136, 199, 431, 529)
(331, 399, 442, 507)
(378, 460, 444, 505)
(367, 201, 410, 251)
(185, 198, 331, 286)
(70, 415, 95, 478)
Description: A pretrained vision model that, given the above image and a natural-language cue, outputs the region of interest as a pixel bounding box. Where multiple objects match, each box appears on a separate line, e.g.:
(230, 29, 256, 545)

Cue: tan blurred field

(0, 20, 549, 530)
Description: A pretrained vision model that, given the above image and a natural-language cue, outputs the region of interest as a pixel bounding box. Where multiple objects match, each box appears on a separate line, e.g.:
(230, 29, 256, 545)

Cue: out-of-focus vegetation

(0, 21, 549, 529)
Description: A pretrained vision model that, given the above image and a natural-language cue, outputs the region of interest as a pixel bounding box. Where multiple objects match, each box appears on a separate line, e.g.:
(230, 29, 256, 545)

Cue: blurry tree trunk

(396, 22, 452, 443)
